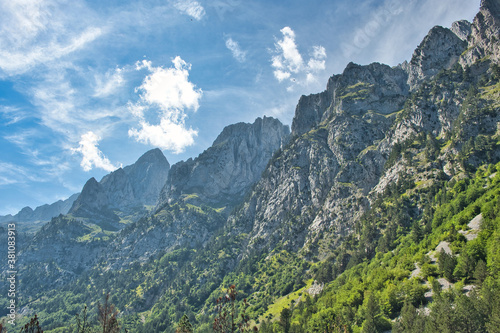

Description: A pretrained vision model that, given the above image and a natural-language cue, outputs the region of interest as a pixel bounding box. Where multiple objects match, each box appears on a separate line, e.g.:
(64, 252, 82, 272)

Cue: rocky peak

(481, 0, 500, 17)
(123, 148, 170, 205)
(451, 20, 472, 41)
(292, 62, 409, 137)
(70, 149, 170, 219)
(17, 206, 34, 221)
(406, 25, 467, 89)
(291, 90, 332, 137)
(70, 177, 108, 215)
(0, 194, 79, 227)
(129, 148, 167, 166)
(158, 116, 290, 208)
(461, 0, 500, 65)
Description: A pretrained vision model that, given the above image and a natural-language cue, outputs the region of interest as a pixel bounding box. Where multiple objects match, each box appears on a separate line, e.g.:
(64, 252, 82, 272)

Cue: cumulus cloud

(129, 118, 198, 154)
(225, 37, 247, 62)
(275, 27, 303, 73)
(72, 131, 118, 172)
(271, 26, 327, 87)
(135, 57, 201, 113)
(174, 0, 205, 20)
(129, 57, 202, 153)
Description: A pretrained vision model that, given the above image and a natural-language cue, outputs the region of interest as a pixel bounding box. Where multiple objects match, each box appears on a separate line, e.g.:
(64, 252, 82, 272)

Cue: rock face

(451, 20, 472, 41)
(70, 148, 170, 220)
(292, 62, 409, 136)
(405, 25, 467, 90)
(158, 116, 290, 208)
(461, 0, 500, 65)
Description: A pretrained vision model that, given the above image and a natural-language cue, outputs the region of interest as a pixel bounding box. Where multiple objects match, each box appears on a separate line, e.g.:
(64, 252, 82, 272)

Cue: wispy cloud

(225, 37, 247, 62)
(0, 162, 47, 185)
(0, 105, 30, 125)
(29, 65, 132, 144)
(271, 26, 327, 88)
(0, 0, 103, 76)
(129, 57, 202, 153)
(72, 131, 118, 172)
(174, 0, 206, 21)
(93, 67, 125, 98)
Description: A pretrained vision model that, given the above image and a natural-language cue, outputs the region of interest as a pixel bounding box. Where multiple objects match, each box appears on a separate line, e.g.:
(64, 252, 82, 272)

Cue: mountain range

(1, 0, 500, 332)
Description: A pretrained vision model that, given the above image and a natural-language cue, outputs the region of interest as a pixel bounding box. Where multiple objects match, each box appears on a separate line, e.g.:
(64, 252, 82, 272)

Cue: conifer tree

(19, 314, 43, 333)
(176, 314, 193, 333)
(279, 308, 292, 333)
(98, 293, 120, 333)
(362, 295, 379, 333)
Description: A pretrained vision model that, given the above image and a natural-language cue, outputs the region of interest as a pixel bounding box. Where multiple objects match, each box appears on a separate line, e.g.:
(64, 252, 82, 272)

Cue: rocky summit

(69, 148, 170, 225)
(158, 116, 290, 209)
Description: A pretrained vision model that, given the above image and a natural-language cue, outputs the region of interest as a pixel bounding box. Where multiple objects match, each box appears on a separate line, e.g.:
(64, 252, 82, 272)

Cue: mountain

(105, 116, 290, 269)
(69, 148, 170, 227)
(3, 1, 500, 332)
(0, 193, 79, 231)
(158, 116, 290, 209)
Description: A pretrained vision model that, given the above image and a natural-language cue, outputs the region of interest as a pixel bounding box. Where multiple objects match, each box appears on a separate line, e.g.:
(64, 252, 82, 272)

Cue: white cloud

(93, 67, 125, 98)
(128, 118, 198, 154)
(0, 27, 103, 75)
(130, 57, 202, 153)
(28, 65, 132, 146)
(276, 27, 303, 72)
(136, 56, 202, 113)
(0, 0, 103, 76)
(274, 70, 291, 82)
(308, 45, 326, 71)
(225, 37, 247, 62)
(271, 26, 327, 87)
(72, 131, 118, 172)
(174, 0, 205, 21)
(0, 105, 29, 125)
(312, 45, 327, 60)
(305, 73, 317, 84)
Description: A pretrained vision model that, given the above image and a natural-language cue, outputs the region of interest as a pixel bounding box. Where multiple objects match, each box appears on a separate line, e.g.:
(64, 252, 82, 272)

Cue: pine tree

(411, 221, 424, 243)
(98, 293, 120, 333)
(483, 280, 500, 333)
(279, 308, 292, 333)
(75, 305, 92, 333)
(176, 314, 193, 333)
(473, 260, 488, 286)
(393, 300, 417, 333)
(438, 249, 456, 282)
(362, 295, 379, 333)
(19, 314, 43, 333)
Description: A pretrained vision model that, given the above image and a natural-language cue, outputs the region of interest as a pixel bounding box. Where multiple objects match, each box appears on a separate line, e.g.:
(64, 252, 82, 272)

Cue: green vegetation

(339, 82, 374, 101)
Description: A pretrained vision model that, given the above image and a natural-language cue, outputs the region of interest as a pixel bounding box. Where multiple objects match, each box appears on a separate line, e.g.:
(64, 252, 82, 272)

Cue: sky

(0, 0, 481, 215)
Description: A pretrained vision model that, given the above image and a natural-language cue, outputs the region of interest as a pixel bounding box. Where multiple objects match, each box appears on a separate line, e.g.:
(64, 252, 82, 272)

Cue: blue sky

(0, 0, 480, 215)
